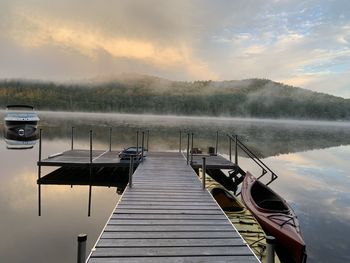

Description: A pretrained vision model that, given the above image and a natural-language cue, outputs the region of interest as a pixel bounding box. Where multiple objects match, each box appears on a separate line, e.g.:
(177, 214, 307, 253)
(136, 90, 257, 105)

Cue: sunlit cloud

(0, 0, 350, 96)
(8, 8, 217, 80)
(223, 25, 350, 96)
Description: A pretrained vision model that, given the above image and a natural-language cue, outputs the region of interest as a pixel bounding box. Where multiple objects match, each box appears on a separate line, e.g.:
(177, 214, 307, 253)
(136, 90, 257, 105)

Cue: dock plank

(115, 201, 219, 206)
(90, 246, 252, 257)
(111, 214, 228, 220)
(104, 225, 235, 232)
(108, 219, 229, 225)
(89, 256, 257, 263)
(101, 231, 240, 239)
(116, 204, 220, 209)
(113, 209, 223, 214)
(96, 238, 244, 247)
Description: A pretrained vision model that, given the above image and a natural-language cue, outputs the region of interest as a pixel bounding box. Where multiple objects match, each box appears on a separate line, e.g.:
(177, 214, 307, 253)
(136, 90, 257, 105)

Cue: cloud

(0, 0, 350, 97)
(219, 21, 350, 96)
(5, 6, 218, 80)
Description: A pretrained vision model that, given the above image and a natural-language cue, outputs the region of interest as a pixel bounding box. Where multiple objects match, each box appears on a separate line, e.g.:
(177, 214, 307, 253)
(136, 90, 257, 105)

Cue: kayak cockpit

(251, 180, 289, 212)
(211, 187, 245, 212)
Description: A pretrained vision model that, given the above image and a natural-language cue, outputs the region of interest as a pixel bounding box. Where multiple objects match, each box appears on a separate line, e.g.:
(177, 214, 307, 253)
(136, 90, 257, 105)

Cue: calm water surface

(0, 111, 349, 263)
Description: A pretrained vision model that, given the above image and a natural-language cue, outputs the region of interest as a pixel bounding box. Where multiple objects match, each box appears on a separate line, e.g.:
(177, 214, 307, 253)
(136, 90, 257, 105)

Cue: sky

(0, 0, 349, 97)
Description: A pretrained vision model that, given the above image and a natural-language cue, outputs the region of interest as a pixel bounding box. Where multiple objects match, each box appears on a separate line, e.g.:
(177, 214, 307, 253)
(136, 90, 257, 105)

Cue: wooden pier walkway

(87, 152, 259, 263)
(38, 150, 134, 167)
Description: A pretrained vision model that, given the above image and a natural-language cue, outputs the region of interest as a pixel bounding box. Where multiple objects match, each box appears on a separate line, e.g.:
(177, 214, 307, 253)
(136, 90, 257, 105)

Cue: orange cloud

(9, 9, 217, 80)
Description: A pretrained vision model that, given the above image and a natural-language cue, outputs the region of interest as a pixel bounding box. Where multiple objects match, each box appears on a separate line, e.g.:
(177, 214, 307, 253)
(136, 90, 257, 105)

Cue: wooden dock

(38, 150, 134, 167)
(191, 154, 236, 169)
(87, 152, 259, 263)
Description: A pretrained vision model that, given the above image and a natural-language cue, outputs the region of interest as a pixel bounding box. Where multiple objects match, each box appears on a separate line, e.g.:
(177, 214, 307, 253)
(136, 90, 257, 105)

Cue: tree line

(0, 79, 349, 120)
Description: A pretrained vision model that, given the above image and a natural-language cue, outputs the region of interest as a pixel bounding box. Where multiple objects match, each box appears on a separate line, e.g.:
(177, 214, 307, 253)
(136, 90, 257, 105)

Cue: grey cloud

(0, 0, 349, 97)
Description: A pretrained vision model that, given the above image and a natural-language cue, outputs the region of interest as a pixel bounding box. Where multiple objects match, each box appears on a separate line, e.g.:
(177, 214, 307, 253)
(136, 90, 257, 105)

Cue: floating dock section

(87, 152, 259, 263)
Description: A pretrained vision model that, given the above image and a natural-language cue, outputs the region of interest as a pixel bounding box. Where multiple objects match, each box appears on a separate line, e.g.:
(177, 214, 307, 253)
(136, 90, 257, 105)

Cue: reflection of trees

(3, 112, 349, 158)
(239, 125, 350, 158)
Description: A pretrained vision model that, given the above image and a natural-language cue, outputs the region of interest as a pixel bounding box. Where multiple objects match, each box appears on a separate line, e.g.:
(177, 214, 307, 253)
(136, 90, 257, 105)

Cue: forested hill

(0, 75, 349, 120)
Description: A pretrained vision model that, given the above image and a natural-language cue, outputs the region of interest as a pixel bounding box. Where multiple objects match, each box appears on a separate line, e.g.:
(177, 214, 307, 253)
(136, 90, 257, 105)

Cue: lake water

(0, 111, 350, 263)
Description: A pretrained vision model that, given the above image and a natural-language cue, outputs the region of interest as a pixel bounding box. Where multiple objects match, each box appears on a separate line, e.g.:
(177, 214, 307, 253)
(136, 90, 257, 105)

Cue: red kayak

(241, 171, 307, 263)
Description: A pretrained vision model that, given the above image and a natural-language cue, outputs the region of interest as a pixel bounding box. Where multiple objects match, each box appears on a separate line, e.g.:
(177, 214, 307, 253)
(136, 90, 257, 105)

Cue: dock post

(136, 131, 139, 153)
(71, 126, 74, 150)
(38, 129, 42, 216)
(179, 131, 182, 153)
(109, 127, 112, 151)
(266, 236, 276, 263)
(129, 155, 134, 188)
(235, 135, 238, 165)
(186, 133, 190, 165)
(229, 136, 232, 162)
(141, 131, 145, 161)
(88, 130, 93, 217)
(146, 130, 149, 151)
(190, 133, 194, 164)
(202, 157, 206, 190)
(77, 234, 87, 263)
(215, 131, 219, 155)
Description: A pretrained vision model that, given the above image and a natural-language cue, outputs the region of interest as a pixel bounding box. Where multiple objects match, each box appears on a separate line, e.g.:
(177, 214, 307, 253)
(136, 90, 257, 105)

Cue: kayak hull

(241, 172, 307, 263)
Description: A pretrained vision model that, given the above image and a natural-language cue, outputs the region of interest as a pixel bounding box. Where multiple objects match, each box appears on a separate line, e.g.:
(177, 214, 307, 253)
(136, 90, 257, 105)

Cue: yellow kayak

(206, 177, 281, 263)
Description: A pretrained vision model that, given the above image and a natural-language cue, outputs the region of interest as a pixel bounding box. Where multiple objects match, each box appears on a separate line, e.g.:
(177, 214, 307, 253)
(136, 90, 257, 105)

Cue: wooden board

(88, 256, 258, 263)
(96, 238, 244, 247)
(91, 246, 252, 257)
(108, 219, 229, 225)
(101, 231, 240, 239)
(38, 149, 135, 167)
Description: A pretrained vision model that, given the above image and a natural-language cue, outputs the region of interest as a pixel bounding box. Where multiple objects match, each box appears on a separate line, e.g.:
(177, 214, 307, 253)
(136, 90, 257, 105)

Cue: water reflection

(0, 139, 119, 263)
(261, 147, 350, 263)
(0, 111, 349, 263)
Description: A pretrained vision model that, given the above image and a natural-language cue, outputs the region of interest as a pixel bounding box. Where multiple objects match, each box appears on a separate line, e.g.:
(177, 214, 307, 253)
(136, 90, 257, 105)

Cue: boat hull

(3, 106, 40, 149)
(207, 182, 281, 262)
(241, 172, 307, 263)
(4, 122, 38, 140)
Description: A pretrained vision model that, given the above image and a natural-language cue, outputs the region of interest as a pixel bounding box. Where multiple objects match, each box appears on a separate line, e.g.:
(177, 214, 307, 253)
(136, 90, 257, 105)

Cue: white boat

(4, 138, 37, 149)
(4, 105, 40, 148)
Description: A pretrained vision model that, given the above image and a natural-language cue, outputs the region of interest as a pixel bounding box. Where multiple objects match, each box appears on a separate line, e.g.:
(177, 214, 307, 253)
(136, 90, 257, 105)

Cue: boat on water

(118, 146, 146, 160)
(207, 182, 280, 262)
(241, 171, 307, 263)
(4, 105, 40, 149)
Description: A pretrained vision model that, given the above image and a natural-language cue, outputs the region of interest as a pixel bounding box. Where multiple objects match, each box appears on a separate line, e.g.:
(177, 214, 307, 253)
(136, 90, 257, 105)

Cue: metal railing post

(186, 133, 190, 165)
(202, 157, 206, 190)
(88, 130, 93, 217)
(235, 135, 238, 165)
(77, 234, 87, 263)
(179, 131, 182, 153)
(190, 133, 194, 164)
(146, 130, 149, 151)
(141, 131, 145, 161)
(215, 131, 218, 154)
(129, 155, 134, 188)
(229, 136, 232, 162)
(38, 129, 42, 216)
(71, 126, 74, 150)
(39, 128, 42, 162)
(109, 127, 112, 151)
(266, 236, 276, 263)
(136, 131, 139, 153)
(90, 130, 93, 163)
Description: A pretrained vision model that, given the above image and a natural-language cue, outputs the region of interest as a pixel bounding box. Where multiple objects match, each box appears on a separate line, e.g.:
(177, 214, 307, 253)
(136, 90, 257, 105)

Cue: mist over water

(0, 111, 349, 263)
(31, 111, 350, 156)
